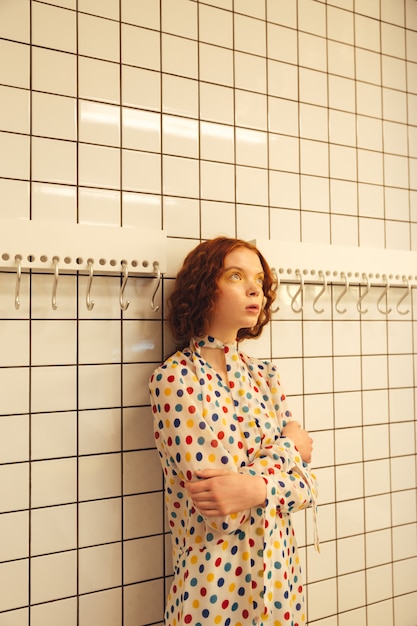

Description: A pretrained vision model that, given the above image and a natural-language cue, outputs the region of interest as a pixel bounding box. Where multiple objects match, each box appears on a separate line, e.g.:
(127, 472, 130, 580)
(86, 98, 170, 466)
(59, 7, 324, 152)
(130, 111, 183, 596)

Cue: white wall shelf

(255, 240, 417, 288)
(0, 219, 166, 275)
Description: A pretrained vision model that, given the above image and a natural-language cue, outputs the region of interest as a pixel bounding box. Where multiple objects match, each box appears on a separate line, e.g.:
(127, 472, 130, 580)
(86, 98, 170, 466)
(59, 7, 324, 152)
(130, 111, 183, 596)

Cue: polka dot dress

(149, 336, 319, 626)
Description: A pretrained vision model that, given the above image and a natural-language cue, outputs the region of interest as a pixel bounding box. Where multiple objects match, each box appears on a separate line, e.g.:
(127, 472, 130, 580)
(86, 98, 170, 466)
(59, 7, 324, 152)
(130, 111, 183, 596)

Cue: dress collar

(192, 335, 238, 352)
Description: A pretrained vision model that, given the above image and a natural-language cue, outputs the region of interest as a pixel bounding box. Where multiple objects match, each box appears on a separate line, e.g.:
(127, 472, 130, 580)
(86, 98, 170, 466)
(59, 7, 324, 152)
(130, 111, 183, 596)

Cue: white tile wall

(0, 0, 416, 624)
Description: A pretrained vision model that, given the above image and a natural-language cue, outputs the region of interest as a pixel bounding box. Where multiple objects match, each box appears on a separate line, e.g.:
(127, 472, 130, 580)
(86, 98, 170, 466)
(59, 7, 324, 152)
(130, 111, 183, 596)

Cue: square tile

(79, 498, 122, 547)
(79, 588, 122, 626)
(0, 511, 29, 561)
(31, 504, 77, 555)
(78, 56, 120, 104)
(79, 408, 121, 454)
(0, 414, 29, 462)
(0, 132, 30, 179)
(31, 458, 77, 507)
(123, 535, 164, 584)
(122, 66, 161, 111)
(0, 85, 30, 134)
(337, 534, 365, 575)
(198, 3, 233, 48)
(123, 492, 163, 539)
(79, 453, 121, 500)
(123, 450, 163, 495)
(0, 560, 28, 612)
(0, 41, 29, 89)
(121, 24, 160, 70)
(123, 579, 165, 626)
(31, 551, 77, 603)
(32, 3, 76, 53)
(31, 598, 77, 626)
(338, 571, 366, 612)
(79, 543, 122, 593)
(31, 412, 76, 460)
(0, 0, 30, 42)
(162, 33, 198, 78)
(78, 12, 119, 61)
(31, 366, 77, 412)
(32, 137, 76, 185)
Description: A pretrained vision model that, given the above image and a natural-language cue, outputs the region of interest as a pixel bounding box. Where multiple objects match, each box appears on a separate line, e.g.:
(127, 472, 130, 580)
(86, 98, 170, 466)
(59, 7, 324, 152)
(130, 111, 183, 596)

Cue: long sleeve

(242, 437, 317, 514)
(150, 360, 252, 534)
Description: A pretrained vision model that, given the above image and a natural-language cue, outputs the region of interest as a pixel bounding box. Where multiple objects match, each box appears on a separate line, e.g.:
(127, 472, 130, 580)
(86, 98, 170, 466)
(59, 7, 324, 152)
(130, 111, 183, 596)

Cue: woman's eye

(256, 277, 264, 285)
(230, 273, 241, 280)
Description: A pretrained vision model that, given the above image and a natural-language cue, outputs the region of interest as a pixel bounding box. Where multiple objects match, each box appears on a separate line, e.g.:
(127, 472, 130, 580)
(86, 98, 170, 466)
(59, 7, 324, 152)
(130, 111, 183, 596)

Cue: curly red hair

(168, 237, 277, 348)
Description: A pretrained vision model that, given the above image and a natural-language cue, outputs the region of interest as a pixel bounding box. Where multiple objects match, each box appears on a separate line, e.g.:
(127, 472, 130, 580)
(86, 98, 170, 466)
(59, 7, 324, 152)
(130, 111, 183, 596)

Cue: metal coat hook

(52, 256, 59, 310)
(270, 268, 280, 313)
(150, 261, 161, 312)
(396, 275, 410, 316)
(377, 274, 392, 315)
(119, 260, 130, 311)
(14, 255, 22, 310)
(335, 272, 349, 314)
(312, 270, 327, 314)
(291, 269, 304, 313)
(86, 258, 95, 311)
(357, 273, 370, 315)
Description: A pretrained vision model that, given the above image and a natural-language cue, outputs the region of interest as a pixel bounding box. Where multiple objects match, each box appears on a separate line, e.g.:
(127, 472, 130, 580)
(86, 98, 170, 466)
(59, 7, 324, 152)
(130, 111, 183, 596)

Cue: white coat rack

(0, 219, 166, 311)
(255, 240, 417, 315)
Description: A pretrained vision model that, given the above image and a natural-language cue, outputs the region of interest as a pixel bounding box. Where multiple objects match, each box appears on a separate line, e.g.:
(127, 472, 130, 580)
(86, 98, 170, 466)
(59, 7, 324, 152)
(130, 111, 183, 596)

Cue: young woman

(149, 237, 318, 626)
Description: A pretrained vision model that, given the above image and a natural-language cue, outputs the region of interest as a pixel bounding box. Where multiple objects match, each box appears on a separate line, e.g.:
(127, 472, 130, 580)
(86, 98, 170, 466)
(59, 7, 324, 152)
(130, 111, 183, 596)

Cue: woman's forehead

(223, 247, 263, 271)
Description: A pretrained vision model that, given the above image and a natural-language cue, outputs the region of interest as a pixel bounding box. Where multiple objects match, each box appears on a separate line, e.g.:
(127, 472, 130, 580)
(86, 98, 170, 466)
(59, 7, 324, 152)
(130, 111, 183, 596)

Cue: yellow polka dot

(190, 555, 197, 564)
(186, 419, 194, 428)
(207, 573, 214, 582)
(208, 453, 216, 463)
(222, 541, 229, 550)
(192, 600, 200, 608)
(242, 551, 250, 561)
(256, 527, 264, 536)
(185, 452, 191, 461)
(274, 581, 282, 589)
(214, 616, 222, 624)
(164, 388, 171, 395)
(229, 582, 236, 592)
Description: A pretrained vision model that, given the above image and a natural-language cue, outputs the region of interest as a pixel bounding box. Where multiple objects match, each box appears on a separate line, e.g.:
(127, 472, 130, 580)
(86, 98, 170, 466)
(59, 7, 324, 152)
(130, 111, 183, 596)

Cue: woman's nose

(248, 282, 261, 296)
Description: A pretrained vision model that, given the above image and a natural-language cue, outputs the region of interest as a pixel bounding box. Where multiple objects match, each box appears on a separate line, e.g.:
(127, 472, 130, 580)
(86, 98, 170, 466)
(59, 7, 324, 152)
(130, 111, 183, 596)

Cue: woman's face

(206, 247, 264, 343)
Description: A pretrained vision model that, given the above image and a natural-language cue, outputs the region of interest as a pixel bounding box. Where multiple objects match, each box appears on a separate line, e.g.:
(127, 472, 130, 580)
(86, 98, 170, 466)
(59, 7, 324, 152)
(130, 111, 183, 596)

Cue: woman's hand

(185, 469, 267, 517)
(281, 421, 313, 463)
